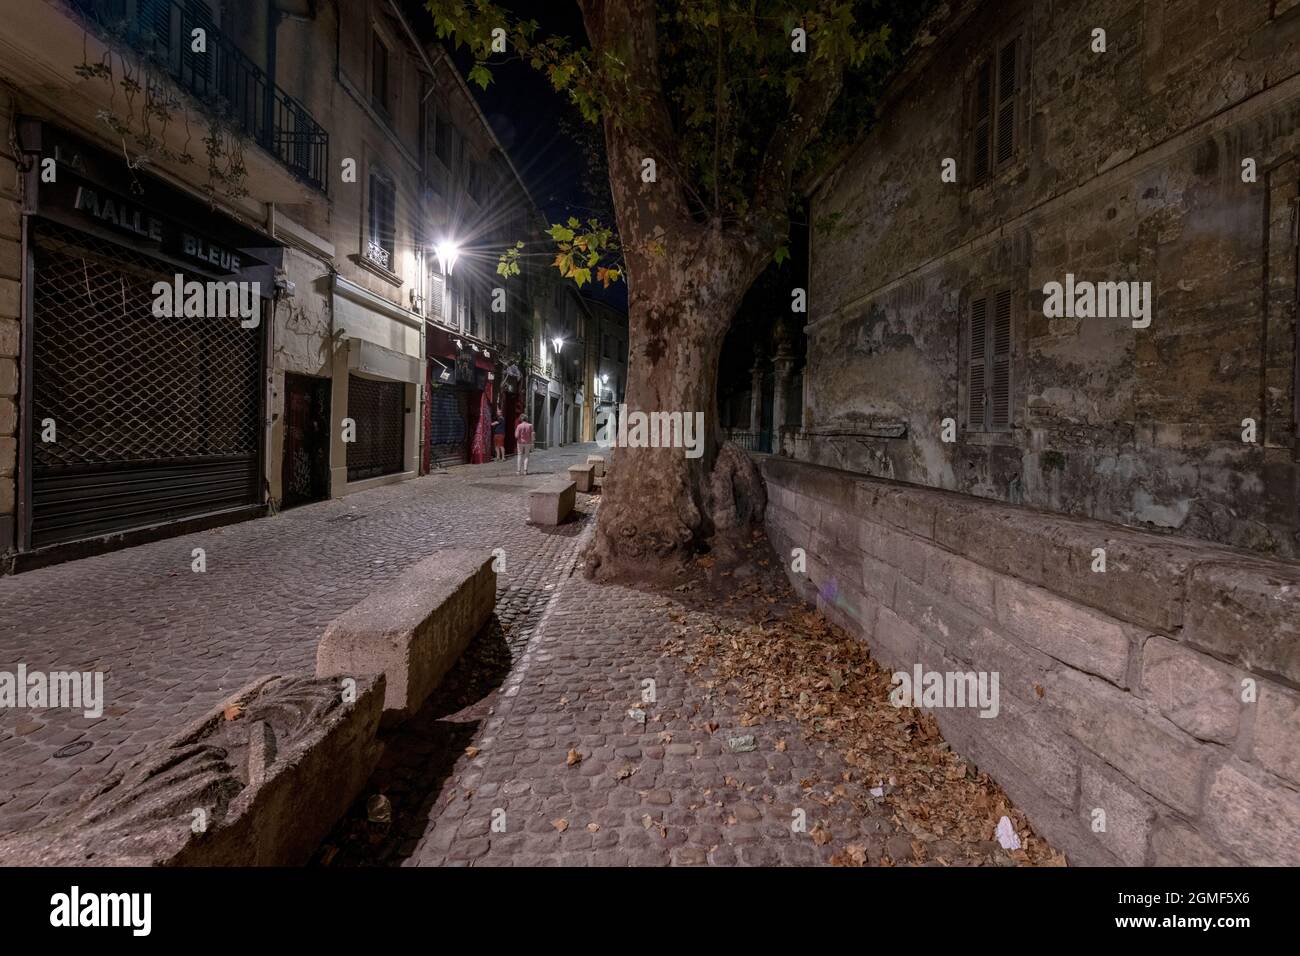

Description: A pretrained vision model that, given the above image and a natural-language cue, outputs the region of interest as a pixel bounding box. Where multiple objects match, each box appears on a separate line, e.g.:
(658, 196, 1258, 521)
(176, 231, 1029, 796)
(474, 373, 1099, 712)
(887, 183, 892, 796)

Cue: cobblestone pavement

(370, 564, 1013, 868)
(0, 443, 602, 838)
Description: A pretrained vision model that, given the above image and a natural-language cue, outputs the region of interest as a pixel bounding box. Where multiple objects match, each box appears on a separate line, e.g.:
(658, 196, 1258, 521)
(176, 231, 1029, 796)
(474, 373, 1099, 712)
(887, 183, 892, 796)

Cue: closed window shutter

(972, 60, 992, 184)
(429, 274, 444, 318)
(991, 289, 1013, 429)
(996, 39, 1019, 166)
(968, 296, 987, 428)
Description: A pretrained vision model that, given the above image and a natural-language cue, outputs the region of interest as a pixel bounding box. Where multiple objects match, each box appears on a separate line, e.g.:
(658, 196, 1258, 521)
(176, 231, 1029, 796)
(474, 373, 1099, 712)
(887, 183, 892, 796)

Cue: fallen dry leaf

(566, 748, 583, 767)
(830, 844, 868, 867)
(551, 818, 568, 832)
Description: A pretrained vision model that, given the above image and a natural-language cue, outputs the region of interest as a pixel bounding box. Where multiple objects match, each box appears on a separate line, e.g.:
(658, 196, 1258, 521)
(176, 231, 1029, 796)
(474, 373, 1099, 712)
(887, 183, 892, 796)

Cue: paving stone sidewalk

(0, 443, 601, 838)
(396, 566, 993, 867)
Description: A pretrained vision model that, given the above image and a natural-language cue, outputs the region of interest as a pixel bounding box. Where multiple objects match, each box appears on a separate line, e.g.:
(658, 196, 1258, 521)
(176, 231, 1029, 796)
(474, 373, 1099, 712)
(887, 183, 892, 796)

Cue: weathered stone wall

(0, 92, 21, 564)
(763, 455, 1300, 866)
(805, 0, 1300, 557)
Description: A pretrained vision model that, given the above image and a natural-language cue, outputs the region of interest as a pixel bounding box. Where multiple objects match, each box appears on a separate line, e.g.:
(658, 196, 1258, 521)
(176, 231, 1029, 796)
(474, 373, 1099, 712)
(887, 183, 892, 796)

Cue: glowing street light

(434, 239, 461, 276)
(552, 336, 564, 354)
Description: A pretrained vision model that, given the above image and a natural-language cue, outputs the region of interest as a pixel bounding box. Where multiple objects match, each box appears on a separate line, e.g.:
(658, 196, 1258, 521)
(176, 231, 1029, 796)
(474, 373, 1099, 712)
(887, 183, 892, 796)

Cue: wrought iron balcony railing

(70, 0, 329, 192)
(364, 238, 392, 270)
(725, 429, 772, 453)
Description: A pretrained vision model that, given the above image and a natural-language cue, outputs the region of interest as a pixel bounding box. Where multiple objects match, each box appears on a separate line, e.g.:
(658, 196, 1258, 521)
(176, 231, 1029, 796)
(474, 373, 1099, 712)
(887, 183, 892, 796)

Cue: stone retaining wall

(762, 456, 1300, 866)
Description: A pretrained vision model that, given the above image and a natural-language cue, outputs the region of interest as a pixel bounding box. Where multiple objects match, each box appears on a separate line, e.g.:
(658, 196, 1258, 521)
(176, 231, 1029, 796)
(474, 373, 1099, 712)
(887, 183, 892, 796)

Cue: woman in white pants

(515, 414, 535, 475)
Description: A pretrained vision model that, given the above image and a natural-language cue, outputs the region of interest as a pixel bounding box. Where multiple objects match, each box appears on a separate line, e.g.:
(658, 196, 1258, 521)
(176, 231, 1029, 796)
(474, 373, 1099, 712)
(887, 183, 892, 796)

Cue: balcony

(69, 0, 328, 192)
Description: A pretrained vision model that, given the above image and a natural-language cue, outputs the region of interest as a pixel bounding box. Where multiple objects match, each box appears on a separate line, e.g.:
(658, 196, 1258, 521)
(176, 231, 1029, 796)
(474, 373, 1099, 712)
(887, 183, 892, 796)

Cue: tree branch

(577, 0, 696, 225)
(753, 59, 843, 225)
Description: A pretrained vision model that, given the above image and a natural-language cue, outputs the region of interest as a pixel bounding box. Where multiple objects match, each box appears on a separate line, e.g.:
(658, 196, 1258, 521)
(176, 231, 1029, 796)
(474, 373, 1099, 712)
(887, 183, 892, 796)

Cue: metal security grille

(426, 382, 468, 467)
(346, 375, 405, 481)
(29, 220, 261, 548)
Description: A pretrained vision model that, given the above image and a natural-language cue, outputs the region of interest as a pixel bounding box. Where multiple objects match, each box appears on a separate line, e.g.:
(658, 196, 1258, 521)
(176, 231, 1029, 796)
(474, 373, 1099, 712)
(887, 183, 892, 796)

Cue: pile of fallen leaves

(663, 546, 1066, 867)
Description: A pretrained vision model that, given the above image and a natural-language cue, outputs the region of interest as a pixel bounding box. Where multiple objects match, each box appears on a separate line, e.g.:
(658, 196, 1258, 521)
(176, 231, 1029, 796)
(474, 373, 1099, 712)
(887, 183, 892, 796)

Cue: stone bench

(0, 675, 385, 866)
(587, 455, 606, 478)
(568, 462, 596, 492)
(530, 480, 575, 525)
(316, 550, 496, 724)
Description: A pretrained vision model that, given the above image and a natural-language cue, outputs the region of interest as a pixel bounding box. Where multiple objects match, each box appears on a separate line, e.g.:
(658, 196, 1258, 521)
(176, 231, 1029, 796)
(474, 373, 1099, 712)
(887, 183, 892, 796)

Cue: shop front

(15, 121, 279, 558)
(424, 326, 494, 468)
(329, 276, 422, 494)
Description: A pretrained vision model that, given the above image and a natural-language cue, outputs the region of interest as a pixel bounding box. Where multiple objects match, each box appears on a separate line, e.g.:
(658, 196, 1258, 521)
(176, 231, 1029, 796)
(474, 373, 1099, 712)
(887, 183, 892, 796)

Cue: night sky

(401, 0, 627, 311)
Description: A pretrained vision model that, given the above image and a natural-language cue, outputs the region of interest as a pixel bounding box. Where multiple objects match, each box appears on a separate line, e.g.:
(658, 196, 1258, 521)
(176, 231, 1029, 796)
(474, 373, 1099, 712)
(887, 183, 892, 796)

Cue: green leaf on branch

(468, 63, 493, 90)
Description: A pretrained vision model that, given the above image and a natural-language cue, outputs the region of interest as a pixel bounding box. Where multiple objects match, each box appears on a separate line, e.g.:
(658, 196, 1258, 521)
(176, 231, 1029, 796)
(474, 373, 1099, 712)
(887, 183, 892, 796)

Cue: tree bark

(578, 0, 812, 579)
(586, 235, 770, 581)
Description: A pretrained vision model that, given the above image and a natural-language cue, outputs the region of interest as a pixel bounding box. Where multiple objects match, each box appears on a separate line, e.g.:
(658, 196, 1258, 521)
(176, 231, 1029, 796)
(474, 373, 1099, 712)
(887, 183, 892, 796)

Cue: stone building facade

(0, 0, 618, 571)
(762, 0, 1300, 866)
(799, 0, 1300, 558)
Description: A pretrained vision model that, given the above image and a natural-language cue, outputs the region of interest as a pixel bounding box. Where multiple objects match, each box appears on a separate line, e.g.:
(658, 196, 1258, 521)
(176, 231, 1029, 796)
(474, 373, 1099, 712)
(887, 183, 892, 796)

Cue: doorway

(281, 373, 331, 508)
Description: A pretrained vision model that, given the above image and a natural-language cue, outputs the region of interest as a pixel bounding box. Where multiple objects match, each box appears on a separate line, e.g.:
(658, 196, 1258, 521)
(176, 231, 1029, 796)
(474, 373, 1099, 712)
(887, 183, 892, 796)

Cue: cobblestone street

(0, 443, 600, 837)
(393, 573, 918, 867)
(320, 527, 1047, 869)
(2, 439, 1046, 867)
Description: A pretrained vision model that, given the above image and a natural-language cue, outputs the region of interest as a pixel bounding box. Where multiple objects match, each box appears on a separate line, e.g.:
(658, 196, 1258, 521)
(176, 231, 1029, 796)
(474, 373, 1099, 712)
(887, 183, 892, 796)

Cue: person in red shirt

(514, 414, 535, 475)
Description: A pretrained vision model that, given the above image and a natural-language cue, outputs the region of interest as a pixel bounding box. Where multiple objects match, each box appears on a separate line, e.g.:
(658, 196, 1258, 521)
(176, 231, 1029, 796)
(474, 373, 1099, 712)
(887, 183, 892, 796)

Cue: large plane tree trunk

(586, 244, 768, 580)
(577, 0, 830, 580)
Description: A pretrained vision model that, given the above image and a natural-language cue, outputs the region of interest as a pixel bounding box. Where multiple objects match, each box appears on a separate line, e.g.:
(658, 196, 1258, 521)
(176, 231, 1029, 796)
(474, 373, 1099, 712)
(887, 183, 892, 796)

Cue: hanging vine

(74, 23, 249, 206)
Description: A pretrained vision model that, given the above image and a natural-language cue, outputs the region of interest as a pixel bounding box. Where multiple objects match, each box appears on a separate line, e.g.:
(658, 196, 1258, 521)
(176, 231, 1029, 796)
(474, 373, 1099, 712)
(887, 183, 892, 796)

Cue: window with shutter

(967, 290, 1014, 432)
(995, 39, 1019, 167)
(429, 274, 444, 319)
(968, 30, 1023, 185)
(968, 296, 987, 427)
(372, 35, 391, 116)
(971, 61, 992, 184)
(991, 289, 1012, 430)
(435, 115, 453, 168)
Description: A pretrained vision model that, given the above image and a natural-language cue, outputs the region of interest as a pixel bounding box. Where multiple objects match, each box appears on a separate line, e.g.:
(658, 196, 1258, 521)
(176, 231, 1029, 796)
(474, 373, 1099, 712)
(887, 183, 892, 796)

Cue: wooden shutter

(971, 60, 992, 184)
(429, 274, 444, 319)
(968, 296, 987, 428)
(990, 289, 1013, 429)
(995, 38, 1019, 167)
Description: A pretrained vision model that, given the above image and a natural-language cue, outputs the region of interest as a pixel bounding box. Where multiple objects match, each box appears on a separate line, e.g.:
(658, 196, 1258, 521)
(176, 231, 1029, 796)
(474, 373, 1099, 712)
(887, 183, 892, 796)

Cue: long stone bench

(0, 675, 385, 866)
(316, 549, 496, 724)
(530, 480, 575, 525)
(568, 462, 596, 492)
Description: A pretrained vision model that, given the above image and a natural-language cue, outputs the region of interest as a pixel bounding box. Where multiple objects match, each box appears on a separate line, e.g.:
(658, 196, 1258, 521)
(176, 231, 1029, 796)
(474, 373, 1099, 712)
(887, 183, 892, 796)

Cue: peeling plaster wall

(266, 247, 335, 504)
(805, 0, 1300, 557)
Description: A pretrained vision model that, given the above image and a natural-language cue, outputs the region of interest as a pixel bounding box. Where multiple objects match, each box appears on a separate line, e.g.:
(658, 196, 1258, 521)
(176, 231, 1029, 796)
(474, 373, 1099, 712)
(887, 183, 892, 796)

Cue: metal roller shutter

(345, 375, 406, 481)
(425, 382, 468, 467)
(28, 221, 262, 550)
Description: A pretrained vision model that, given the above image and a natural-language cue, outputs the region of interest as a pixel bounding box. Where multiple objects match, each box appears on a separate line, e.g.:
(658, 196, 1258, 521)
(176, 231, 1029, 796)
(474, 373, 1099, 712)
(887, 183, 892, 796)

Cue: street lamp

(552, 336, 564, 354)
(434, 239, 461, 276)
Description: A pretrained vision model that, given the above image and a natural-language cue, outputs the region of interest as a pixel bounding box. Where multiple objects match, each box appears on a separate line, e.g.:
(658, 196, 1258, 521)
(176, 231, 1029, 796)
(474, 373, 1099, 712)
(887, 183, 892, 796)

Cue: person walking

(491, 410, 506, 462)
(515, 414, 535, 475)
